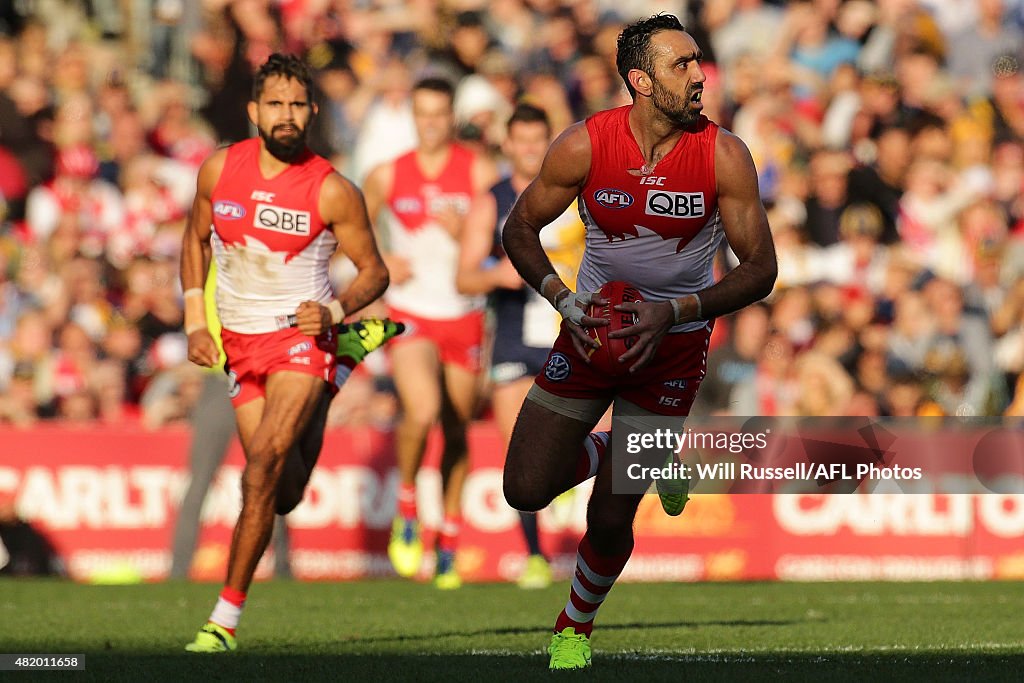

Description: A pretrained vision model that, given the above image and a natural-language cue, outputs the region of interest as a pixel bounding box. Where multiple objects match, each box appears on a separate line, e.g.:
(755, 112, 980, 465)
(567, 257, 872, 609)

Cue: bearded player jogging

(500, 15, 777, 670)
(181, 54, 395, 653)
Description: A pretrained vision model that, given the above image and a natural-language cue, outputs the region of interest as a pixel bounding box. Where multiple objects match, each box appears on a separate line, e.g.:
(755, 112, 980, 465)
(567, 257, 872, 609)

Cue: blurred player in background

(456, 103, 585, 589)
(180, 54, 393, 653)
(362, 78, 497, 589)
(501, 15, 777, 669)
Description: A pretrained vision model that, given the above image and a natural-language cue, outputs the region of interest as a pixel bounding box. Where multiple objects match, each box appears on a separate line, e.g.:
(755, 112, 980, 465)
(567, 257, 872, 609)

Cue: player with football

(181, 54, 396, 653)
(500, 15, 777, 670)
(456, 103, 586, 589)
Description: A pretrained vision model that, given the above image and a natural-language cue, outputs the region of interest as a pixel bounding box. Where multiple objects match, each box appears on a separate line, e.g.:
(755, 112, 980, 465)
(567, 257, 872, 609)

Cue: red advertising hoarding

(1, 424, 1023, 582)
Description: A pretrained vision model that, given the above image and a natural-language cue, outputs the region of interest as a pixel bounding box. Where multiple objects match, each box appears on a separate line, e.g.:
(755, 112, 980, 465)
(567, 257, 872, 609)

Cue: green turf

(0, 579, 1021, 681)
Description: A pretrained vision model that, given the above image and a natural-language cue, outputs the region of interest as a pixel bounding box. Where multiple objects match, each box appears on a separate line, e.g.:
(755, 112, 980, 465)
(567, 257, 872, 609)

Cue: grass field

(0, 579, 1022, 681)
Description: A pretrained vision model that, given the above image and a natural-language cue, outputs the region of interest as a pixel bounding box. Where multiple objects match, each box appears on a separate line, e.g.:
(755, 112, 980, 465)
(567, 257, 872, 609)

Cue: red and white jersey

(578, 106, 723, 332)
(385, 144, 481, 319)
(209, 138, 337, 333)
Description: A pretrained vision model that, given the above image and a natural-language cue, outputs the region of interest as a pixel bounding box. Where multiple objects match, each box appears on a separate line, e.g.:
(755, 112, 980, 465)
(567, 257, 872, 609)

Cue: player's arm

(688, 130, 777, 320)
(362, 161, 411, 284)
(502, 123, 606, 357)
(361, 161, 391, 228)
(294, 174, 390, 336)
(471, 154, 500, 195)
(455, 191, 521, 295)
(180, 149, 227, 368)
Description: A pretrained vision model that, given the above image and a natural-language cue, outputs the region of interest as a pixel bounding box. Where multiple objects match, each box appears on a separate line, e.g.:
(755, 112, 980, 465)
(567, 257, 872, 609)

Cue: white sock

(209, 596, 244, 631)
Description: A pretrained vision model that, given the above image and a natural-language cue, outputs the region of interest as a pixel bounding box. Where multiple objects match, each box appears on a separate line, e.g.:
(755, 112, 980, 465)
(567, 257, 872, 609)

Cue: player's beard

(260, 122, 307, 162)
(650, 75, 701, 128)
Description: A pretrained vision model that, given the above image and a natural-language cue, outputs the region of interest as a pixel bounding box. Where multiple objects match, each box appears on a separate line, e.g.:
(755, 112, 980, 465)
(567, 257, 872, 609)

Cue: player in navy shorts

(458, 104, 586, 589)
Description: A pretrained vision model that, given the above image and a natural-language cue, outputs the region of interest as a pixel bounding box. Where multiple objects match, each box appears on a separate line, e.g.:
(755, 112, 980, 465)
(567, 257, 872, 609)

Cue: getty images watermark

(610, 417, 1024, 495)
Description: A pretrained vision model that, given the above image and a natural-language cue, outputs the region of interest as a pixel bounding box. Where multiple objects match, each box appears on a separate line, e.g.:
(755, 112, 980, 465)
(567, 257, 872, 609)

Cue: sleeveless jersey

(385, 144, 481, 319)
(209, 138, 336, 334)
(578, 106, 723, 332)
(490, 178, 584, 351)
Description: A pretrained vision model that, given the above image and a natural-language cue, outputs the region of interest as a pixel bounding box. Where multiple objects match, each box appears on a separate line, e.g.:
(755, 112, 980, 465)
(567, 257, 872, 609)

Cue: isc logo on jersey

(594, 188, 633, 209)
(253, 203, 311, 235)
(645, 191, 705, 219)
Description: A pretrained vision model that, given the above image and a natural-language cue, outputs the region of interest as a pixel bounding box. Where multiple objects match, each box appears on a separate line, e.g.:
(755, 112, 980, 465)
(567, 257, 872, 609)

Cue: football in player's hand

(585, 280, 643, 375)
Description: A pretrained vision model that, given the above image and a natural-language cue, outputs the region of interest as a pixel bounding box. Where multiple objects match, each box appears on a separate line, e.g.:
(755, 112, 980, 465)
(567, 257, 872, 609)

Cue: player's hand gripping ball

(585, 280, 643, 376)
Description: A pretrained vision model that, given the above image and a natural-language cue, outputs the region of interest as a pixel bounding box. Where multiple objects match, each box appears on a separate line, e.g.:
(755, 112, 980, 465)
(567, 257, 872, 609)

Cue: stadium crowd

(0, 0, 1023, 428)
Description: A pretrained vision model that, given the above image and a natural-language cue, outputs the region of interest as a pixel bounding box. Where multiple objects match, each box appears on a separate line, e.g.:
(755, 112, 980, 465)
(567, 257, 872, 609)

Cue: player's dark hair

(252, 53, 314, 101)
(506, 103, 550, 133)
(412, 77, 456, 103)
(616, 14, 686, 98)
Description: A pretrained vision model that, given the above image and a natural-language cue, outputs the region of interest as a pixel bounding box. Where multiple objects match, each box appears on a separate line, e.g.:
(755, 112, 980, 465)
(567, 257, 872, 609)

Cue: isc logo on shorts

(645, 191, 705, 219)
(253, 203, 311, 235)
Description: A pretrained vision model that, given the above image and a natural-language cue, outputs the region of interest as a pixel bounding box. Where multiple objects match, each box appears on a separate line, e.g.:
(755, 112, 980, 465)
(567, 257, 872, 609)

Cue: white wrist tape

(540, 274, 561, 303)
(327, 300, 345, 325)
(183, 287, 207, 335)
(691, 292, 703, 320)
(554, 288, 594, 326)
(669, 298, 682, 324)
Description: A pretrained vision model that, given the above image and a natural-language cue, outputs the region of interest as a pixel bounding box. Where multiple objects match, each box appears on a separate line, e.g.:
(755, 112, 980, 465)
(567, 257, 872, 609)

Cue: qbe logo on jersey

(645, 190, 705, 219)
(253, 203, 311, 235)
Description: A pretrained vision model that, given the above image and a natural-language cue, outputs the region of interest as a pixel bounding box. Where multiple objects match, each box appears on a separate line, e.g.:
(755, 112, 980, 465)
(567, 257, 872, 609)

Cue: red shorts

(220, 326, 337, 407)
(387, 306, 484, 372)
(533, 323, 714, 416)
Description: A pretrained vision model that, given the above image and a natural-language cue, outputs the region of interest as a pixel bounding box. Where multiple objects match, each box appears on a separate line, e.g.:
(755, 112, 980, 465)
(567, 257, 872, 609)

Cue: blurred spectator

(25, 143, 125, 257)
(350, 59, 416, 181)
(924, 277, 999, 414)
(805, 150, 853, 247)
(946, 0, 1023, 99)
(0, 0, 1021, 426)
(821, 203, 890, 291)
(693, 303, 769, 415)
(706, 0, 784, 72)
(732, 332, 797, 416)
(792, 352, 856, 417)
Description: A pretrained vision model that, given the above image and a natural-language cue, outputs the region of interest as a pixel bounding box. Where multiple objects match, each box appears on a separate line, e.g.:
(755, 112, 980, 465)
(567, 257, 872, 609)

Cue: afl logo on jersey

(593, 188, 633, 209)
(213, 200, 246, 220)
(544, 352, 572, 382)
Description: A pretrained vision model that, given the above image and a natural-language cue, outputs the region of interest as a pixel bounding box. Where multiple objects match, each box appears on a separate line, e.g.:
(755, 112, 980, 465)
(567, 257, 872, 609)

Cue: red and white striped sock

(397, 482, 417, 520)
(209, 586, 246, 635)
(554, 533, 630, 637)
(571, 431, 609, 487)
(437, 514, 461, 553)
